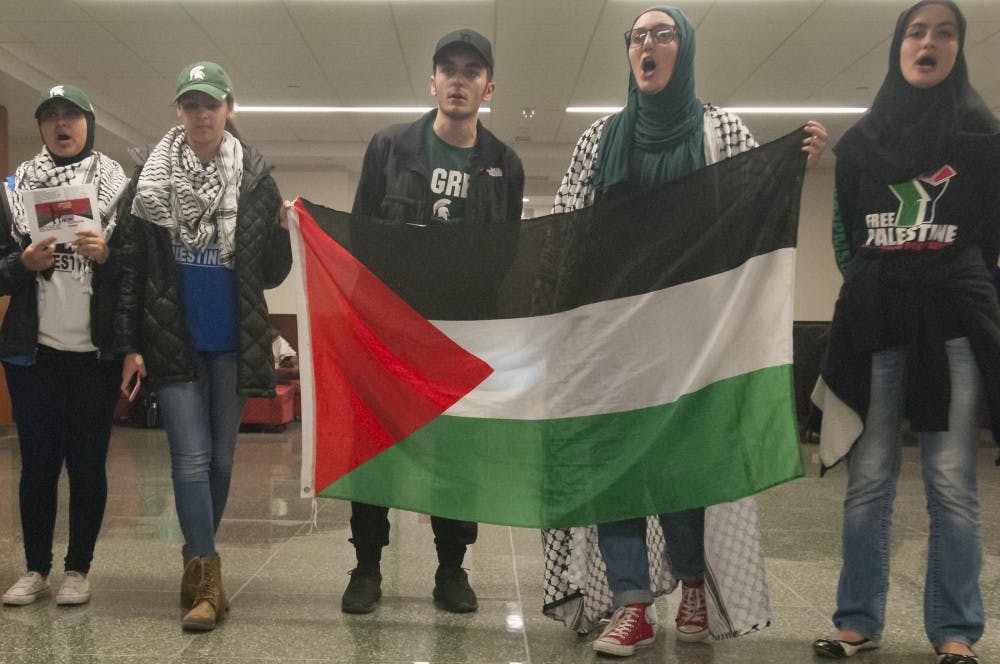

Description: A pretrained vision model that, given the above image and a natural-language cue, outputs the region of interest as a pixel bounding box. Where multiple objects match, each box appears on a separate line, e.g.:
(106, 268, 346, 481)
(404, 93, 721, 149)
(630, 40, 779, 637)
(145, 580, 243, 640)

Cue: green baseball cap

(174, 61, 234, 102)
(35, 84, 93, 118)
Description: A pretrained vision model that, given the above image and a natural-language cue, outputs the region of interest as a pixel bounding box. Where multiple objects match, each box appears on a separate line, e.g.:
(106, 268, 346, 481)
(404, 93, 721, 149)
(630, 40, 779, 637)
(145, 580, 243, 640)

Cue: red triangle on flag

(296, 203, 494, 494)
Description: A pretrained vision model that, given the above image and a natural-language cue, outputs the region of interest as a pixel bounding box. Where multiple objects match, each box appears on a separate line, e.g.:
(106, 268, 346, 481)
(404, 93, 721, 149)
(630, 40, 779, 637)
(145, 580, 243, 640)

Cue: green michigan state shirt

(425, 127, 473, 224)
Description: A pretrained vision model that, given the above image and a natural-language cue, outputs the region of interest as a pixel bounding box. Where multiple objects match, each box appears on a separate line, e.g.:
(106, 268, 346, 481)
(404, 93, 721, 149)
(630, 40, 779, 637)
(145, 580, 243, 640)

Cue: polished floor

(1, 421, 999, 663)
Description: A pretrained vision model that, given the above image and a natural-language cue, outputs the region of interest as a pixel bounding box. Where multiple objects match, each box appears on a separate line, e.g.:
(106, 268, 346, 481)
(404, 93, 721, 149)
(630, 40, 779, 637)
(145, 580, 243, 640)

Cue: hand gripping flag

(291, 128, 808, 529)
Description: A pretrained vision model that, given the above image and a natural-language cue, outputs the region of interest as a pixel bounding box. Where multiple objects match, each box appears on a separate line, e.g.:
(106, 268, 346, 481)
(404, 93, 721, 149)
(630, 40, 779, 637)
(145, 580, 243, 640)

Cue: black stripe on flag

(302, 127, 807, 321)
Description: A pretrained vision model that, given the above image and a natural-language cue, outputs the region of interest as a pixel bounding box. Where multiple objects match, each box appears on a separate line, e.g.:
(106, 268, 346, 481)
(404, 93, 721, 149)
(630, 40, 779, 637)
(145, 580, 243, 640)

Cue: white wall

(794, 166, 841, 321)
(265, 164, 844, 322)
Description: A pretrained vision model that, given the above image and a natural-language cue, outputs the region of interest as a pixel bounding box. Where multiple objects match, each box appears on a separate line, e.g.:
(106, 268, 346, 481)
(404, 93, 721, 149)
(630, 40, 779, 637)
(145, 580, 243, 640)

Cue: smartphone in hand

(128, 375, 141, 402)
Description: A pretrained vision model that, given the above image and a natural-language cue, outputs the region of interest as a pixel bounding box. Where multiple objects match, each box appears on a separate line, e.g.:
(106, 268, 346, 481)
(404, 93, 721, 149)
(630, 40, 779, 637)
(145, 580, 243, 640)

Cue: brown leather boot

(181, 545, 198, 606)
(181, 555, 228, 631)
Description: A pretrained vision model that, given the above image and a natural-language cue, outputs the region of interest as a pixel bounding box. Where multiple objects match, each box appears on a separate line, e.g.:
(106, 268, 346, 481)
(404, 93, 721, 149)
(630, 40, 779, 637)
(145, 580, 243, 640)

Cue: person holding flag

(0, 84, 128, 607)
(812, 2, 1000, 661)
(117, 61, 290, 631)
(540, 6, 827, 656)
(339, 27, 524, 616)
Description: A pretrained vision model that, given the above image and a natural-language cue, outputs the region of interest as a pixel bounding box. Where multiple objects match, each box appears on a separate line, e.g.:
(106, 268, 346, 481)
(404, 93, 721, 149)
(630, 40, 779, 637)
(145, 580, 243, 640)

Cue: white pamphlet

(20, 183, 100, 244)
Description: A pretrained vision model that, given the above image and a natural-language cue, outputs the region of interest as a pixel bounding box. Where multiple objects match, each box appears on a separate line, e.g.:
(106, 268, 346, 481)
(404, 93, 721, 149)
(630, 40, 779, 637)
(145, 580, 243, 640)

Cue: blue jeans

(597, 508, 705, 607)
(834, 338, 983, 649)
(157, 352, 246, 558)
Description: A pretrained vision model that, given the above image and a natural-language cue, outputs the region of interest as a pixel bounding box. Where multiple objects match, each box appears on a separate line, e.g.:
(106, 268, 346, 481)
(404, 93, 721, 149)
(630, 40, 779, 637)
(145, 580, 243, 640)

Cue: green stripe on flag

(319, 365, 802, 528)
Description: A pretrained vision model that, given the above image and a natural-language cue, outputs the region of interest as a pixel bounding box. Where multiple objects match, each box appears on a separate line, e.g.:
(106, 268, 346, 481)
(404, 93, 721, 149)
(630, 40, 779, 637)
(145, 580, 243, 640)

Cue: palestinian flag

(291, 128, 807, 529)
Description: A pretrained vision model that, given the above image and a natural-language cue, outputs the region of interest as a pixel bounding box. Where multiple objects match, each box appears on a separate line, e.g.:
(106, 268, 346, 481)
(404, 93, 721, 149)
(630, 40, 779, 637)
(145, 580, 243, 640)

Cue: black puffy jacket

(0, 172, 123, 358)
(352, 109, 524, 224)
(116, 142, 291, 397)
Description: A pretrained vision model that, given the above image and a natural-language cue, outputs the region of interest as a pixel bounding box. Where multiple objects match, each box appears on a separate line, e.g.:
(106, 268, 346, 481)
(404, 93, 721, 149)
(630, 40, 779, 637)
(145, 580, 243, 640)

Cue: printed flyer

(21, 183, 100, 244)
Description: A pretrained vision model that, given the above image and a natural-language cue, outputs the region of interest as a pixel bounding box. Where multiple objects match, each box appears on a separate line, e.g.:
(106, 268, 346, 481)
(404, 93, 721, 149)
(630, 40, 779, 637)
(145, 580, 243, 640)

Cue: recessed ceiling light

(567, 106, 867, 114)
(235, 105, 490, 113)
(724, 106, 868, 114)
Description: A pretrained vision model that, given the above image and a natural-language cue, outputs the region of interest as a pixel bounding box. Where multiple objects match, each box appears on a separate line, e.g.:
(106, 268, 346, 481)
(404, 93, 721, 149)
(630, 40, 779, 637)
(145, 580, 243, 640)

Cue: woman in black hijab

(812, 2, 1000, 661)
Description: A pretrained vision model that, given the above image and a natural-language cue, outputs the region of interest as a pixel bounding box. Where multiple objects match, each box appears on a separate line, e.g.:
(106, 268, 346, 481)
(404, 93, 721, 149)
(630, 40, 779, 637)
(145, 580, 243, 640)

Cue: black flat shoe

(937, 651, 978, 664)
(812, 636, 880, 658)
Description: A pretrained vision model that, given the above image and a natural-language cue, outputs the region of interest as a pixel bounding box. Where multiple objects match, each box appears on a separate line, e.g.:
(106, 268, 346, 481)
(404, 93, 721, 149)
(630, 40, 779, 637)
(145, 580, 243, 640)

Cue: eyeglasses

(625, 24, 678, 48)
(38, 106, 84, 123)
(179, 99, 224, 113)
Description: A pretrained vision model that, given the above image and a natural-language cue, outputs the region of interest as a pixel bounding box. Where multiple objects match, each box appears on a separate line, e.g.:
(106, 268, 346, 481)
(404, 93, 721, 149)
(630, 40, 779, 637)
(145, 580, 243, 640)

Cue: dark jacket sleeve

(980, 168, 1000, 270)
(88, 192, 130, 352)
(506, 150, 526, 222)
(832, 162, 859, 275)
(352, 134, 389, 216)
(0, 191, 33, 297)
(254, 174, 291, 290)
(114, 179, 145, 354)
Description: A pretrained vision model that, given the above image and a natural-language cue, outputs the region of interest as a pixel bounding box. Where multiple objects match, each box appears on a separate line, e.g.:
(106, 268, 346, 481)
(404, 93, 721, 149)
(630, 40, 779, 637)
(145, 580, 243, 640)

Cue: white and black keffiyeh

(542, 105, 770, 640)
(7, 148, 128, 289)
(131, 125, 243, 268)
(552, 105, 758, 213)
(8, 148, 128, 242)
(542, 500, 771, 639)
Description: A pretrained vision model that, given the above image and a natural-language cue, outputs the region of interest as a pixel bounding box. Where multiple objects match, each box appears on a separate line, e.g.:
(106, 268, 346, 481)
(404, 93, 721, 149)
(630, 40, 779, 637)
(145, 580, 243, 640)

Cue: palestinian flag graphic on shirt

(866, 165, 959, 250)
(291, 128, 808, 529)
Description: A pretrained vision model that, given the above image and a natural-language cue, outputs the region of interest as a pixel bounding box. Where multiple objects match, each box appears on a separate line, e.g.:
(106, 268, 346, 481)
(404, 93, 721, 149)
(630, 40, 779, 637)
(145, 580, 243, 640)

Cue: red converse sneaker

(675, 579, 709, 642)
(592, 603, 656, 656)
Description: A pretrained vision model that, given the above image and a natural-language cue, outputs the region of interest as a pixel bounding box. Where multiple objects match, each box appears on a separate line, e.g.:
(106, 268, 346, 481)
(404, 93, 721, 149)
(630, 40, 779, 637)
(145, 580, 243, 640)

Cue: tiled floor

(1, 422, 998, 663)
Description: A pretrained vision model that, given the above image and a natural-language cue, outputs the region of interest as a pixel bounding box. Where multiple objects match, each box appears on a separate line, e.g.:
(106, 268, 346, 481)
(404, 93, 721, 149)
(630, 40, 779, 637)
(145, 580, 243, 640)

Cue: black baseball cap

(433, 28, 493, 73)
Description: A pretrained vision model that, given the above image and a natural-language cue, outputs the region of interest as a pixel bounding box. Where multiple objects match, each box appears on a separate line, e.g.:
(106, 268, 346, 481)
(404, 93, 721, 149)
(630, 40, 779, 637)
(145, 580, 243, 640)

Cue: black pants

(5, 348, 121, 575)
(350, 501, 477, 568)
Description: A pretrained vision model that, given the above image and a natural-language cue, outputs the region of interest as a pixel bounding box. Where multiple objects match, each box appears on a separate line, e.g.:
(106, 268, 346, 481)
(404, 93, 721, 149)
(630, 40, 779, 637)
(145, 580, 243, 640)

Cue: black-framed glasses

(625, 24, 678, 48)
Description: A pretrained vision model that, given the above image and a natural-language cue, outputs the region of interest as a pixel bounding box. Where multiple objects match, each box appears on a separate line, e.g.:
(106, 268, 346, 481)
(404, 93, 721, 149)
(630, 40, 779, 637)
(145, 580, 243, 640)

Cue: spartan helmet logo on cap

(49, 85, 64, 97)
(189, 66, 206, 81)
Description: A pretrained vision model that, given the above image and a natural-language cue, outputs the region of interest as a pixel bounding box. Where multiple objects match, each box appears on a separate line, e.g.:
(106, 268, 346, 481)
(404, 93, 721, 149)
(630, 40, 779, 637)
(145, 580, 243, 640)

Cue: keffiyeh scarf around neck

(7, 148, 128, 289)
(131, 125, 244, 268)
(9, 148, 128, 242)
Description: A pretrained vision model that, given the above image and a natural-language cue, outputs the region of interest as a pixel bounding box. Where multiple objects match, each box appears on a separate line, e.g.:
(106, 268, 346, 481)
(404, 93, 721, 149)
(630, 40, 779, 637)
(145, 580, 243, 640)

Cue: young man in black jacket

(342, 28, 524, 615)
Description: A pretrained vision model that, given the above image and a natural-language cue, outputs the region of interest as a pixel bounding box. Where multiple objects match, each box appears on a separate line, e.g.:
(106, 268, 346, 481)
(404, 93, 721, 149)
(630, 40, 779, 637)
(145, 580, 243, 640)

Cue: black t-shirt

(833, 154, 1000, 345)
(836, 155, 1000, 267)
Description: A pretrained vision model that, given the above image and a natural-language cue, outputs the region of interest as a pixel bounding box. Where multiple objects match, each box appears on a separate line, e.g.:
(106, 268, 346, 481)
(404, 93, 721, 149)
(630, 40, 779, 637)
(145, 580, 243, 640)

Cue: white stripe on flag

(289, 206, 319, 498)
(436, 248, 795, 420)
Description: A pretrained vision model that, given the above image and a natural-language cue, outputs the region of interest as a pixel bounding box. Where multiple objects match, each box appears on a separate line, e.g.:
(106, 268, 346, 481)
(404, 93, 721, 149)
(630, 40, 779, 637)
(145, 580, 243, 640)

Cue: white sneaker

(3, 572, 50, 605)
(56, 571, 90, 605)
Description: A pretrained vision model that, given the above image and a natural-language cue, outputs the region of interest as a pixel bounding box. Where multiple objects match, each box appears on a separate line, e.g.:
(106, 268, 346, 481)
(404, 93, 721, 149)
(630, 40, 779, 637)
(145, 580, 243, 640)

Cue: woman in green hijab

(540, 6, 827, 657)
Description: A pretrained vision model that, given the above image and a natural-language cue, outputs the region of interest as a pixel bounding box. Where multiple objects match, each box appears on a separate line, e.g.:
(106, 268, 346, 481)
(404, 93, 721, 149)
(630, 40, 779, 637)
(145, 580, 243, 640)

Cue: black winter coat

(0, 176, 123, 358)
(352, 109, 524, 224)
(116, 142, 291, 397)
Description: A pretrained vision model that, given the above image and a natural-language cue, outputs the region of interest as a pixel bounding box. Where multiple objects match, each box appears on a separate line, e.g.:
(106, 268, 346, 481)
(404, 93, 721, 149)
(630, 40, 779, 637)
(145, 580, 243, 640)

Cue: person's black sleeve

(351, 134, 389, 217)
